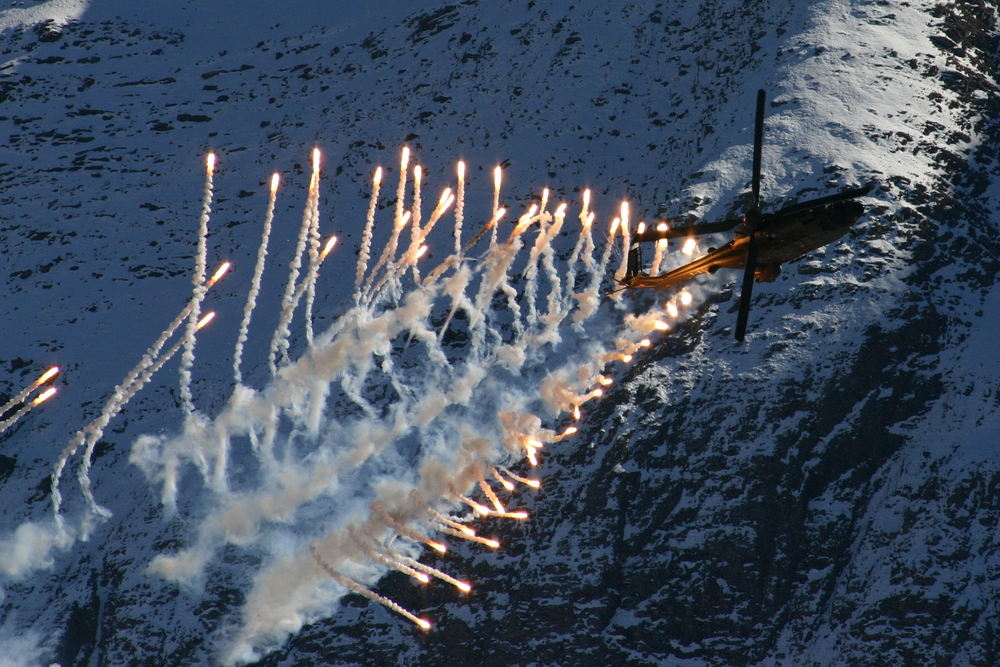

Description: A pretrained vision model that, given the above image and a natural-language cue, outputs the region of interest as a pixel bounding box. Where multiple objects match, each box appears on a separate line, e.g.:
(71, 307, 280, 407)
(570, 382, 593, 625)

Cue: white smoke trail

(0, 366, 58, 420)
(409, 165, 423, 283)
(354, 167, 383, 304)
(574, 216, 619, 325)
(234, 173, 280, 386)
(381, 146, 411, 301)
(651, 243, 667, 275)
(0, 388, 55, 435)
(564, 190, 591, 298)
(178, 152, 216, 416)
(74, 312, 217, 520)
(51, 265, 228, 528)
(269, 153, 320, 375)
(365, 189, 455, 315)
(613, 200, 631, 288)
(522, 193, 552, 329)
(27, 150, 704, 663)
(454, 161, 465, 255)
(538, 202, 568, 340)
(362, 211, 411, 309)
(303, 148, 323, 348)
(489, 165, 501, 248)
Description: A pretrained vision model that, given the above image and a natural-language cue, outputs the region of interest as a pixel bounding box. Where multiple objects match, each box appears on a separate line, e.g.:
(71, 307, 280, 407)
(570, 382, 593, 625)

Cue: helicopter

(620, 89, 874, 341)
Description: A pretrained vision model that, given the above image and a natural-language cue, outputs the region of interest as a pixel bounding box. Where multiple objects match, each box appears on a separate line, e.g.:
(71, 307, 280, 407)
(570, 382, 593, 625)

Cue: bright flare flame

(598, 376, 613, 386)
(656, 222, 669, 232)
(429, 541, 447, 554)
(31, 386, 56, 406)
(491, 466, 515, 492)
(458, 160, 465, 179)
(493, 165, 502, 190)
(621, 354, 633, 363)
(657, 239, 668, 250)
(667, 302, 679, 318)
(373, 166, 383, 186)
(609, 218, 620, 235)
(34, 366, 60, 387)
(401, 146, 410, 168)
(320, 236, 338, 261)
(416, 245, 429, 260)
(311, 147, 321, 173)
(639, 338, 651, 347)
(270, 172, 280, 193)
(483, 538, 500, 549)
(196, 312, 216, 330)
(562, 426, 578, 436)
(465, 497, 492, 515)
(680, 290, 693, 306)
(416, 618, 432, 631)
(584, 212, 594, 229)
(207, 262, 231, 287)
(654, 320, 670, 331)
(206, 152, 216, 172)
(682, 238, 698, 256)
(637, 221, 646, 235)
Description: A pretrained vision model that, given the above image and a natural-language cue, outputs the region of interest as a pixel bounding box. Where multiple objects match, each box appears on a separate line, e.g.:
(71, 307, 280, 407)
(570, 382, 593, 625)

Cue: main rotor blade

(769, 182, 875, 219)
(735, 232, 758, 342)
(751, 89, 766, 210)
(631, 217, 743, 243)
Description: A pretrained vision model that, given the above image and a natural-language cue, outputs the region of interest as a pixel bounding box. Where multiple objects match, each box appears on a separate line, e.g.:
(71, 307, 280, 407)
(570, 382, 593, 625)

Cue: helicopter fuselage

(625, 198, 864, 291)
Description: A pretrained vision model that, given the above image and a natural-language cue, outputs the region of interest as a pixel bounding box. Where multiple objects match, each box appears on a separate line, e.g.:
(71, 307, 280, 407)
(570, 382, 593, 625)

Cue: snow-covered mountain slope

(0, 0, 997, 664)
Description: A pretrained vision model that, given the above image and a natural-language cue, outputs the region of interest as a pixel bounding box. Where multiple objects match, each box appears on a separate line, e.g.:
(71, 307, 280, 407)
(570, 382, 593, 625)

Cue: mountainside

(0, 0, 997, 665)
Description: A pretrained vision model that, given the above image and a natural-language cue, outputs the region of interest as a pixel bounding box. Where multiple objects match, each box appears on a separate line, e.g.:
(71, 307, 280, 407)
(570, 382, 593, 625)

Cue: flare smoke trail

(50, 263, 229, 529)
(178, 152, 216, 416)
(490, 165, 501, 248)
(75, 312, 217, 516)
(410, 165, 423, 283)
(13, 150, 701, 664)
(0, 387, 56, 434)
(522, 191, 552, 329)
(361, 148, 411, 306)
(0, 367, 58, 419)
(269, 150, 321, 375)
(613, 201, 631, 290)
(455, 161, 465, 255)
(234, 174, 280, 386)
(0, 367, 58, 435)
(384, 146, 410, 301)
(355, 167, 383, 303)
(303, 149, 323, 347)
